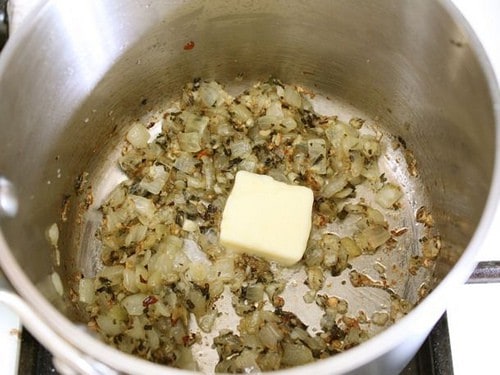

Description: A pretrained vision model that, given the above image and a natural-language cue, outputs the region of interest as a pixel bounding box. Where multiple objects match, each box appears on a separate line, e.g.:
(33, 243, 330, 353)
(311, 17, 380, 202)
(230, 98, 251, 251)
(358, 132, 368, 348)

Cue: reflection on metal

(0, 0, 7, 49)
(0, 177, 18, 218)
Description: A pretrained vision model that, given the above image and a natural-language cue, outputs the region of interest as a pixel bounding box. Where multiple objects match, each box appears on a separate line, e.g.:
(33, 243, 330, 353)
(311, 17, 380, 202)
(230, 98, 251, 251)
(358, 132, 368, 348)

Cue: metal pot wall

(0, 0, 499, 374)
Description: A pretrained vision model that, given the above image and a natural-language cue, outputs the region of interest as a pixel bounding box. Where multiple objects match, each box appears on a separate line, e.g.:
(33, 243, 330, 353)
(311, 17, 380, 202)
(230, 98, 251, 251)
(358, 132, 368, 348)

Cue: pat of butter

(220, 171, 314, 266)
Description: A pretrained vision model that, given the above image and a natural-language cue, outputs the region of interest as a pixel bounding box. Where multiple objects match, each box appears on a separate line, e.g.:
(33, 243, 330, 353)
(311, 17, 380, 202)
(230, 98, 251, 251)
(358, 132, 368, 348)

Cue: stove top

(1, 1, 499, 374)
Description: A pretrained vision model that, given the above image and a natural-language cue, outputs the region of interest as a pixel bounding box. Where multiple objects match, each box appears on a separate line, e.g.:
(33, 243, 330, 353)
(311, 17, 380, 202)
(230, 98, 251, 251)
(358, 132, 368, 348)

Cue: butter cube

(220, 171, 314, 266)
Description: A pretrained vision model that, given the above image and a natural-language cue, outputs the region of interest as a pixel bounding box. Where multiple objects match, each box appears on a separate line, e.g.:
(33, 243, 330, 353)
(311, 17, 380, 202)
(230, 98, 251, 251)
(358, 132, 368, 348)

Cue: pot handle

(0, 275, 117, 375)
(466, 261, 500, 283)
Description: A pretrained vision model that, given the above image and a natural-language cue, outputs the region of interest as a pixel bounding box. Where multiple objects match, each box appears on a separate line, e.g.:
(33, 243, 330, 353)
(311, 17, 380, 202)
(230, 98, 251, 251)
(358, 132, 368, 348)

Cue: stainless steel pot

(0, 0, 499, 374)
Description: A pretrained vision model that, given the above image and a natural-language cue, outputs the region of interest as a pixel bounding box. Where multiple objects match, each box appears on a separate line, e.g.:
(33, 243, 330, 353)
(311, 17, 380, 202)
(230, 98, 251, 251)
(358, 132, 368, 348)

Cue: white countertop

(446, 2, 500, 374)
(0, 304, 20, 375)
(1, 1, 499, 375)
(452, 0, 500, 263)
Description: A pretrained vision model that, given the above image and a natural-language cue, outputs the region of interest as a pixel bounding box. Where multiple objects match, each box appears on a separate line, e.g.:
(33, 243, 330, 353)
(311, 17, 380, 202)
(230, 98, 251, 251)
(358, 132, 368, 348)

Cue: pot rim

(1, 0, 499, 373)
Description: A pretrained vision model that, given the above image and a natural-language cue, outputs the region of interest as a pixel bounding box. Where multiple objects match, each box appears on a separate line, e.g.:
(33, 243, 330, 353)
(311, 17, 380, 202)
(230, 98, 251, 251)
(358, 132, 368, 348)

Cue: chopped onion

(362, 162, 381, 182)
(356, 225, 392, 251)
(371, 311, 389, 326)
(173, 152, 198, 173)
(245, 283, 265, 304)
(230, 138, 252, 159)
(96, 314, 123, 336)
(231, 103, 253, 125)
(422, 235, 441, 259)
(238, 155, 258, 173)
(198, 309, 218, 333)
(178, 132, 202, 152)
(183, 239, 211, 265)
(51, 272, 63, 296)
(124, 224, 147, 246)
(126, 123, 150, 148)
(350, 151, 364, 177)
(121, 293, 147, 315)
(47, 223, 61, 266)
(365, 206, 386, 226)
(123, 267, 138, 293)
(266, 101, 284, 118)
(212, 257, 235, 282)
(129, 195, 155, 223)
(306, 266, 324, 291)
(79, 277, 95, 303)
(182, 112, 209, 134)
(164, 234, 184, 251)
(199, 81, 224, 107)
(104, 204, 131, 232)
(258, 322, 283, 349)
(361, 135, 381, 158)
(216, 122, 234, 136)
(147, 328, 160, 350)
(321, 175, 347, 198)
(280, 116, 298, 133)
(281, 342, 314, 366)
(126, 316, 146, 339)
(107, 184, 127, 207)
(187, 288, 208, 317)
(283, 85, 302, 108)
(340, 237, 361, 258)
(186, 262, 208, 284)
(182, 218, 198, 232)
(308, 138, 327, 174)
(139, 165, 167, 194)
(257, 115, 280, 129)
(202, 156, 215, 190)
(46, 223, 59, 248)
(267, 168, 289, 183)
(375, 183, 403, 208)
(233, 350, 260, 373)
(97, 265, 124, 285)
